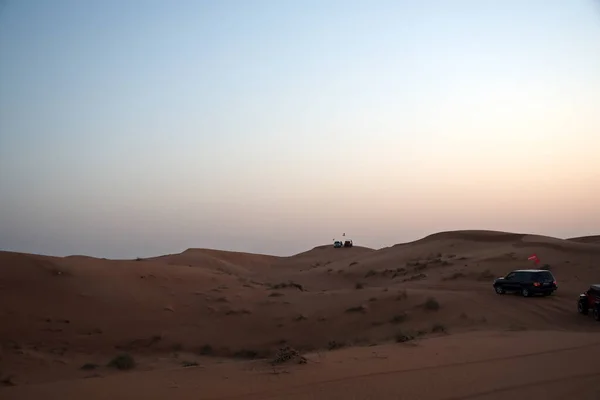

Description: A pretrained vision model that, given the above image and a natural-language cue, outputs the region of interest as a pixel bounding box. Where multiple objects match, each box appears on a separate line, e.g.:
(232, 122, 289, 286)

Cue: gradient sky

(1, 0, 599, 259)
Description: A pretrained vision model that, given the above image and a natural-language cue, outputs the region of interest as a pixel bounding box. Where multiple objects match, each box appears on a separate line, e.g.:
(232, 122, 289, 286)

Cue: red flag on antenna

(527, 254, 540, 265)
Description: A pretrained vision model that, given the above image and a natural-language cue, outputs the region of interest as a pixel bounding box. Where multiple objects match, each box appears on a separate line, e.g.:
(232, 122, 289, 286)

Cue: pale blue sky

(1, 0, 599, 258)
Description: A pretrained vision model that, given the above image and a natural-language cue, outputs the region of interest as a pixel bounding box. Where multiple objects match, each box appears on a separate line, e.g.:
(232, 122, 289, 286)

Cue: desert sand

(1, 230, 599, 399)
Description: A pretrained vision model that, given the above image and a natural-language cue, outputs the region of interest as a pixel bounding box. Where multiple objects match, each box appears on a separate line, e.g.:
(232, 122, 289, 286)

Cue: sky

(1, 0, 599, 259)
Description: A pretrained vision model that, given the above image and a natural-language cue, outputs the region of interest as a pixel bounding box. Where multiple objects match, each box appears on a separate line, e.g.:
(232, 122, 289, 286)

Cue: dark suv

(577, 284, 600, 321)
(493, 269, 557, 297)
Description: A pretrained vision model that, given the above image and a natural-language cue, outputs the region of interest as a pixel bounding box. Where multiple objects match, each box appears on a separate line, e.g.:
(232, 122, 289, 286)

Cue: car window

(505, 273, 515, 280)
(512, 272, 526, 281)
(533, 271, 554, 281)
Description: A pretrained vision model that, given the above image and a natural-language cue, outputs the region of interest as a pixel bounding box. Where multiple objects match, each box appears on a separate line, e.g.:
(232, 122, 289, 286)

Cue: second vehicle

(493, 269, 557, 297)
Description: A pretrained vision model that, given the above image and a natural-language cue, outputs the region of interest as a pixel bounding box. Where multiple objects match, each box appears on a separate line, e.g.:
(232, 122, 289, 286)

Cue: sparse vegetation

(182, 361, 199, 367)
(365, 269, 377, 277)
(395, 331, 415, 343)
(431, 323, 446, 333)
(1, 375, 16, 387)
(108, 354, 136, 370)
(349, 261, 358, 266)
(198, 344, 213, 355)
(270, 281, 304, 291)
(390, 313, 407, 324)
(225, 308, 252, 315)
(403, 273, 427, 282)
(345, 305, 367, 313)
(424, 297, 440, 311)
(328, 340, 345, 350)
(268, 292, 284, 297)
(271, 346, 307, 365)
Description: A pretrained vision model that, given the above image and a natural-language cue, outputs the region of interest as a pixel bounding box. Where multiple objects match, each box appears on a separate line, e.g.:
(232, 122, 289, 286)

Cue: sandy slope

(1, 230, 599, 399)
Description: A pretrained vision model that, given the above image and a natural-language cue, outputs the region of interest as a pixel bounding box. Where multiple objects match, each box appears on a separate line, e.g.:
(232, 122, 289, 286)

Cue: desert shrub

(268, 292, 284, 297)
(198, 344, 213, 355)
(390, 313, 407, 324)
(108, 354, 135, 370)
(395, 331, 414, 343)
(270, 281, 304, 291)
(345, 305, 367, 313)
(431, 323, 446, 333)
(328, 340, 345, 350)
(364, 269, 377, 278)
(424, 297, 440, 311)
(182, 361, 199, 367)
(349, 261, 358, 266)
(271, 346, 307, 365)
(403, 273, 427, 282)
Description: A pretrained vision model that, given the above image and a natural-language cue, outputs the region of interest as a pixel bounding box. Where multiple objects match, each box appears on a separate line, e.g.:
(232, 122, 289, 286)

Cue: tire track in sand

(206, 340, 600, 400)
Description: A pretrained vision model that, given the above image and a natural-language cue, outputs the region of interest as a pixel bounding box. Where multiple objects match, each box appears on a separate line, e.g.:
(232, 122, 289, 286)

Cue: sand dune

(1, 230, 599, 399)
(568, 235, 600, 244)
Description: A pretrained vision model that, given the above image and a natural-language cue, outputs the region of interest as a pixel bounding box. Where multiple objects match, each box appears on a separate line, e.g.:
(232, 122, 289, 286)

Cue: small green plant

(108, 354, 135, 370)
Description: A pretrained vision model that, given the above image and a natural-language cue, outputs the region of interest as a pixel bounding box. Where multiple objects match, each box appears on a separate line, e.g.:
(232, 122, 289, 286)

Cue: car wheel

(495, 286, 505, 295)
(577, 301, 588, 315)
(521, 288, 530, 297)
(594, 306, 600, 321)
